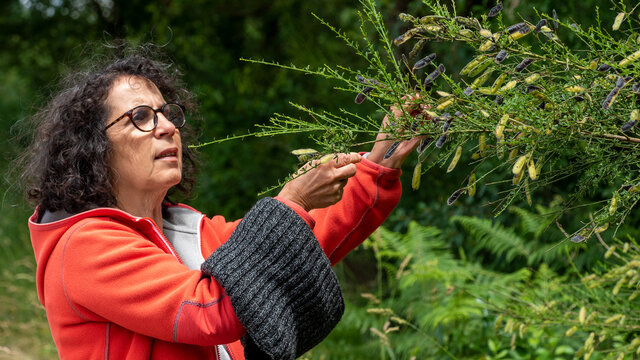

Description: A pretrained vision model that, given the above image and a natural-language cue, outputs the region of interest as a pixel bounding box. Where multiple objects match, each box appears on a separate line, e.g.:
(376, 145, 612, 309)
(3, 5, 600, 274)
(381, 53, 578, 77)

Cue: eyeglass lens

(131, 104, 185, 131)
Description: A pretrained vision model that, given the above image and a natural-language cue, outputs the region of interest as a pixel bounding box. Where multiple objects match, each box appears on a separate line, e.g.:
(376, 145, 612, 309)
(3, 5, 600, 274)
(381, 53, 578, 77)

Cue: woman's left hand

(366, 94, 426, 169)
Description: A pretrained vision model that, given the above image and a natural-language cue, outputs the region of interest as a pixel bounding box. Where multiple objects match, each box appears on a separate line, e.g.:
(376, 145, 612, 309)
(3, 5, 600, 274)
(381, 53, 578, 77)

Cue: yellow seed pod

(512, 155, 528, 174)
(500, 80, 518, 92)
(513, 168, 524, 185)
(623, 242, 630, 253)
(528, 158, 537, 180)
(504, 318, 514, 333)
(594, 223, 608, 233)
(479, 39, 494, 52)
(509, 27, 532, 41)
(491, 73, 508, 94)
(525, 178, 532, 206)
(479, 29, 492, 38)
(604, 314, 623, 324)
(565, 326, 578, 336)
(412, 162, 422, 191)
(319, 154, 335, 164)
(508, 148, 518, 161)
(564, 85, 585, 92)
(629, 291, 640, 301)
(471, 151, 481, 160)
(588, 60, 597, 70)
(436, 90, 454, 97)
(585, 332, 596, 348)
(612, 12, 625, 31)
(494, 314, 504, 330)
(619, 50, 640, 67)
(609, 194, 618, 215)
(472, 68, 494, 88)
(579, 307, 586, 324)
(425, 25, 443, 33)
(479, 134, 487, 154)
(447, 146, 463, 173)
(605, 246, 616, 259)
(518, 323, 527, 339)
(585, 311, 597, 324)
(631, 109, 640, 121)
(425, 111, 439, 118)
(460, 55, 485, 76)
(477, 87, 494, 95)
(459, 29, 474, 38)
(436, 98, 455, 111)
(612, 279, 624, 295)
(480, 110, 490, 118)
(468, 172, 476, 197)
(525, 73, 540, 84)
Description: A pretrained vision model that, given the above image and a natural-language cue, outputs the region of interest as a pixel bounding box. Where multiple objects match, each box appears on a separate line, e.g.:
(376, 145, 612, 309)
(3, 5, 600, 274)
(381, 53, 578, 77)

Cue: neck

(115, 189, 167, 230)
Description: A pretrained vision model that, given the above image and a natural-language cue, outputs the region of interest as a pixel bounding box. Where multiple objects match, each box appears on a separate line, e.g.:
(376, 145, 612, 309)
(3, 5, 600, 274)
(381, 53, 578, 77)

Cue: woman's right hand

(277, 153, 362, 211)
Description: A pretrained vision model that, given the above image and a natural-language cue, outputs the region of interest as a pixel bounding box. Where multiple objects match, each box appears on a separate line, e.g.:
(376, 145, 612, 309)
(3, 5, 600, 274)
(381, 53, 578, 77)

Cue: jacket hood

(28, 207, 155, 306)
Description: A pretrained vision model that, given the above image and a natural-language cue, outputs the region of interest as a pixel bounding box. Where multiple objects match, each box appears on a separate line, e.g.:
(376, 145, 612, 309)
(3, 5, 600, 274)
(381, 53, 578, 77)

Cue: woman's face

(105, 76, 182, 200)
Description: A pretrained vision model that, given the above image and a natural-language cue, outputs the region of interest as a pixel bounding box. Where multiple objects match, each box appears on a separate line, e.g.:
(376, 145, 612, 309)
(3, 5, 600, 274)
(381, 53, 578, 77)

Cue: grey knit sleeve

(201, 197, 345, 360)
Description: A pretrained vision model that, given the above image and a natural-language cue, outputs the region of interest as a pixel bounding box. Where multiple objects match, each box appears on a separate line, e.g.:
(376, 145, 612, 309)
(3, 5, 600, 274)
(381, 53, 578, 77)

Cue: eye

(131, 107, 152, 122)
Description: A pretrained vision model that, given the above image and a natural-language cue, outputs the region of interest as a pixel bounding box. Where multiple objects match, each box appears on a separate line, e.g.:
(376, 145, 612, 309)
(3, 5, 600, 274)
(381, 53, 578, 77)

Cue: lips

(155, 147, 178, 159)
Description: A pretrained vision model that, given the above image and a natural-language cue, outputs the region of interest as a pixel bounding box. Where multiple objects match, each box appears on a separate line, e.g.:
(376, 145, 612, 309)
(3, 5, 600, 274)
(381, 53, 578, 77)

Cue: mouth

(155, 147, 179, 160)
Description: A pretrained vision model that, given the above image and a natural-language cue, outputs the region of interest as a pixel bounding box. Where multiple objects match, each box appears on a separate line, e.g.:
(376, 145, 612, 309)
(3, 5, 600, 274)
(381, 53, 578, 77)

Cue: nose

(154, 112, 176, 138)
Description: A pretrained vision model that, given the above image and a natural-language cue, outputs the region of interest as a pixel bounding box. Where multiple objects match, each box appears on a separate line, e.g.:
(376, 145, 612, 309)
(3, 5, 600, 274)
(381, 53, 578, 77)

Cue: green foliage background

(0, 0, 638, 359)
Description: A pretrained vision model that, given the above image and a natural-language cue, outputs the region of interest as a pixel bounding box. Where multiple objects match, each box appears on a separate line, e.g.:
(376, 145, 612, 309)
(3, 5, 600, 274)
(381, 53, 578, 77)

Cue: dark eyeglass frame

(105, 103, 186, 132)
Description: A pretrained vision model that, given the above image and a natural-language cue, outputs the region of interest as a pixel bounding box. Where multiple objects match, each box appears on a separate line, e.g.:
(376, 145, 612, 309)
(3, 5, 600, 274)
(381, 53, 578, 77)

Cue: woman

(24, 50, 422, 359)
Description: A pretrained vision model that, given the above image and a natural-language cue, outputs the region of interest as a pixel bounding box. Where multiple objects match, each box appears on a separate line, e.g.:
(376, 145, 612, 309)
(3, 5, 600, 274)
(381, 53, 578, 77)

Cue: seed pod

(594, 223, 608, 233)
(413, 53, 436, 70)
(447, 146, 462, 173)
(495, 95, 504, 105)
(472, 68, 494, 88)
(612, 12, 625, 31)
(436, 133, 448, 148)
(528, 158, 537, 180)
(393, 29, 417, 46)
(609, 194, 618, 215)
(624, 242, 630, 253)
(437, 98, 455, 111)
(357, 75, 367, 83)
(513, 155, 528, 174)
(597, 64, 612, 72)
(463, 86, 474, 96)
(578, 307, 586, 324)
(604, 314, 623, 324)
(514, 58, 534, 72)
(496, 114, 509, 139)
(616, 76, 627, 88)
(479, 134, 487, 154)
(442, 118, 453, 132)
(479, 39, 495, 52)
(487, 2, 503, 18)
(512, 168, 524, 185)
(291, 148, 318, 162)
(460, 55, 486, 76)
(621, 120, 637, 132)
(440, 112, 452, 121)
(508, 148, 518, 161)
(479, 29, 492, 38)
(480, 110, 490, 118)
(355, 86, 374, 104)
(437, 63, 446, 74)
(602, 86, 620, 110)
(495, 49, 507, 63)
(525, 73, 540, 84)
(570, 234, 585, 243)
(619, 50, 640, 67)
(424, 65, 445, 86)
(384, 141, 402, 159)
(416, 138, 431, 154)
(506, 22, 529, 34)
(564, 85, 585, 92)
(412, 162, 422, 190)
(420, 15, 447, 24)
(468, 172, 476, 197)
(588, 60, 597, 70)
(409, 39, 427, 59)
(633, 83, 640, 92)
(552, 9, 558, 30)
(500, 80, 518, 92)
(398, 13, 415, 22)
(605, 246, 616, 258)
(534, 19, 546, 33)
(566, 326, 577, 336)
(447, 188, 466, 205)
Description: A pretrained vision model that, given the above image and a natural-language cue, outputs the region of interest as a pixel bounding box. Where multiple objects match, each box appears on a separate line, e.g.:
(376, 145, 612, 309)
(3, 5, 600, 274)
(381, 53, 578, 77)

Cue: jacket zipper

(143, 218, 184, 264)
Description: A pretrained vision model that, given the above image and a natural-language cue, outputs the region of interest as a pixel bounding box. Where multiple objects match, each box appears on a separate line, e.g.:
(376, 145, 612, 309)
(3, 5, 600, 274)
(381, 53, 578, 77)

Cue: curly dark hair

(22, 46, 198, 214)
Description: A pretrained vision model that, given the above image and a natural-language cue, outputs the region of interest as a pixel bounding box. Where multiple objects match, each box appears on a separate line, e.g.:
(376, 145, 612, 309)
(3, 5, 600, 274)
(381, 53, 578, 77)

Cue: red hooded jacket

(28, 158, 402, 359)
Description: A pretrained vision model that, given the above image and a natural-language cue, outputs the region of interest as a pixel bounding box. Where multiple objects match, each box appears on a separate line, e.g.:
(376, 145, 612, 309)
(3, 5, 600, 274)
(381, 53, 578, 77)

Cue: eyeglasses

(105, 103, 186, 132)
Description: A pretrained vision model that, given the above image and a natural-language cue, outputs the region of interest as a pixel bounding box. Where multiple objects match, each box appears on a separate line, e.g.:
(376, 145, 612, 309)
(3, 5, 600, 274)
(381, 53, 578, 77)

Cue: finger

(334, 163, 357, 180)
(333, 152, 362, 168)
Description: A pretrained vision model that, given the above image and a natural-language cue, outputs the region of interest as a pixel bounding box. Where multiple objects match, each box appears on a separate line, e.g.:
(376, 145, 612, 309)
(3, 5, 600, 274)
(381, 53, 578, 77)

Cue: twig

(579, 131, 640, 144)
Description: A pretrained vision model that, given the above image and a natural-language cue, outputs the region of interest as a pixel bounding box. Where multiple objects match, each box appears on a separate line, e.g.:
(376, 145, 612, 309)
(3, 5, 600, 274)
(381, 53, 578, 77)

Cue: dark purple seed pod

(495, 49, 507, 63)
(443, 119, 453, 132)
(621, 120, 637, 132)
(487, 2, 503, 18)
(413, 53, 436, 70)
(357, 75, 367, 83)
(354, 86, 374, 104)
(534, 19, 547, 32)
(384, 141, 402, 159)
(570, 23, 579, 31)
(464, 86, 474, 96)
(537, 101, 547, 109)
(410, 121, 419, 132)
(597, 64, 612, 72)
(574, 96, 585, 102)
(455, 111, 464, 118)
(424, 68, 441, 86)
(416, 138, 432, 154)
(552, 9, 558, 30)
(495, 95, 504, 105)
(506, 22, 529, 34)
(437, 63, 446, 74)
(570, 234, 585, 243)
(424, 83, 433, 91)
(616, 76, 627, 88)
(514, 58, 534, 72)
(441, 112, 452, 121)
(525, 85, 541, 94)
(622, 184, 634, 191)
(447, 188, 466, 205)
(602, 87, 620, 110)
(633, 83, 640, 92)
(435, 133, 448, 148)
